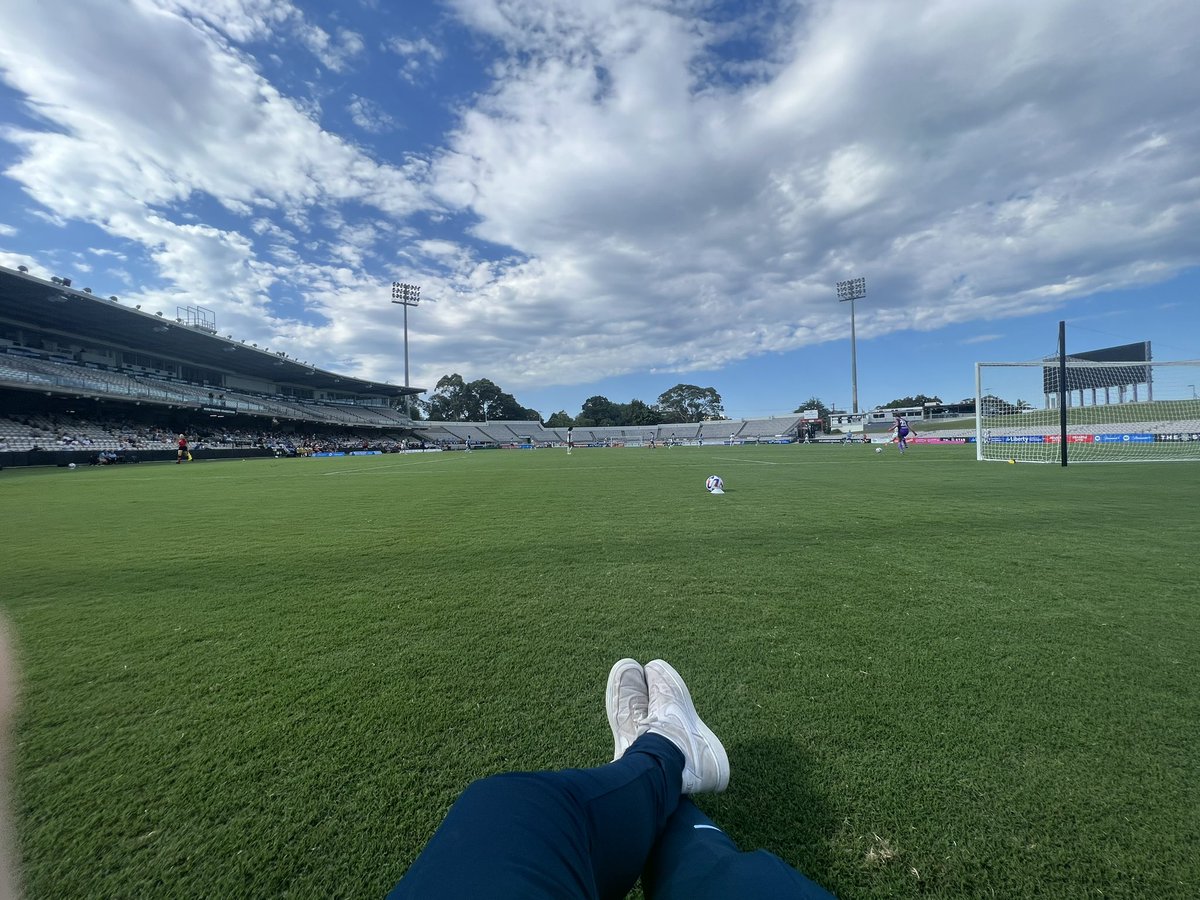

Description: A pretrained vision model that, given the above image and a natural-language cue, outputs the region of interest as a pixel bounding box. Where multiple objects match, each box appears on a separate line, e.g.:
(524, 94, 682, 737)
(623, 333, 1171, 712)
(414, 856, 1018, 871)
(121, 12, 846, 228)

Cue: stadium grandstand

(0, 263, 808, 466)
(0, 264, 424, 466)
(419, 418, 805, 449)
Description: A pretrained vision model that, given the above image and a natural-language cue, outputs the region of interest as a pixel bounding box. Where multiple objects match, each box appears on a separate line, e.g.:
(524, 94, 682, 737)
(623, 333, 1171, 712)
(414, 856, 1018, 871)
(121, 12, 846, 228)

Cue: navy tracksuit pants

(388, 733, 834, 899)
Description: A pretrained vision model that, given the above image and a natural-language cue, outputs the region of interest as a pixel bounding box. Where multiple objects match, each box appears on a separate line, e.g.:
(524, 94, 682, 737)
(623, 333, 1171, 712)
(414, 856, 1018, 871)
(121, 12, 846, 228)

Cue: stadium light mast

(836, 276, 867, 414)
(391, 282, 421, 418)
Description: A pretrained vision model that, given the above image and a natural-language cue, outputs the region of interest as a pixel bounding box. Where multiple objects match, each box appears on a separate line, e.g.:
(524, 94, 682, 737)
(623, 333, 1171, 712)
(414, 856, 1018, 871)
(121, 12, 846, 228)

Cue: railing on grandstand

(0, 350, 412, 427)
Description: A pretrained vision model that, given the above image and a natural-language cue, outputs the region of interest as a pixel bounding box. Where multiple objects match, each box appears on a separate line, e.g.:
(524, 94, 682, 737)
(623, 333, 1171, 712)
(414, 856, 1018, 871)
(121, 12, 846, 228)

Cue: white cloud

(385, 35, 443, 83)
(347, 94, 398, 133)
(0, 251, 37, 271)
(296, 24, 365, 72)
(158, 0, 364, 70)
(421, 0, 1200, 388)
(0, 0, 436, 349)
(0, 223, 16, 237)
(1, 0, 1198, 396)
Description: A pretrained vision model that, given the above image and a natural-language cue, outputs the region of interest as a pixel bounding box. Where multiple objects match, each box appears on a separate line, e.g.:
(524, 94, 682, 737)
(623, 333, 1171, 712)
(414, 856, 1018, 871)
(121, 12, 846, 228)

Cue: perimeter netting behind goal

(975, 360, 1200, 463)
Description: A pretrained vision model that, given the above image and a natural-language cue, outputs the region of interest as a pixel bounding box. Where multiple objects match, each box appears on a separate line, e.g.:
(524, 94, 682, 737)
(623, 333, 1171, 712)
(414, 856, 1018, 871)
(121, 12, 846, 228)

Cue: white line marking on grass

(319, 457, 454, 476)
(712, 456, 778, 465)
(105, 455, 456, 483)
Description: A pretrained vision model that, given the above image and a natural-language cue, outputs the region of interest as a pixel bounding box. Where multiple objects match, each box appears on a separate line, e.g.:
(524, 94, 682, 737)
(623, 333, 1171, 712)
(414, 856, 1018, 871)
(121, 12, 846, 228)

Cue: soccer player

(566, 425, 574, 455)
(176, 433, 190, 464)
(890, 413, 915, 454)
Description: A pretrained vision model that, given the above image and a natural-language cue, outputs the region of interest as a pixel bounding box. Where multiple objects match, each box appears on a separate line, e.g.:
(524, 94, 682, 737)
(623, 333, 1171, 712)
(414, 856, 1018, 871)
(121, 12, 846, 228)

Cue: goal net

(975, 359, 1200, 463)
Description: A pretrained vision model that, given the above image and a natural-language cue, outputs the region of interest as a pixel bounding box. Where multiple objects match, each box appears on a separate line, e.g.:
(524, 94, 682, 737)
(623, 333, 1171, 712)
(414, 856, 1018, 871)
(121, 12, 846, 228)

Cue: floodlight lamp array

(836, 277, 866, 302)
(391, 282, 421, 306)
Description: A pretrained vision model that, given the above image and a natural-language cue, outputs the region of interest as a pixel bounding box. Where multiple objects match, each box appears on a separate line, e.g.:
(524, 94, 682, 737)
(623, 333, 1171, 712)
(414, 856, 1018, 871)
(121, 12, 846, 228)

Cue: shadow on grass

(697, 736, 836, 890)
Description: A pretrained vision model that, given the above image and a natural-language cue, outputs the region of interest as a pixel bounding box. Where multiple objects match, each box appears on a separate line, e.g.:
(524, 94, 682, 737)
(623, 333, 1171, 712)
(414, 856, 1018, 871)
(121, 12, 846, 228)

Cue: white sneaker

(606, 658, 649, 760)
(643, 660, 730, 793)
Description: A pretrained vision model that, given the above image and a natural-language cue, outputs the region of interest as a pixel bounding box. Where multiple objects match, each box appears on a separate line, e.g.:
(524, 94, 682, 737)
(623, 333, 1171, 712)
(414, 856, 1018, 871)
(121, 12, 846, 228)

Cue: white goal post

(975, 359, 1200, 463)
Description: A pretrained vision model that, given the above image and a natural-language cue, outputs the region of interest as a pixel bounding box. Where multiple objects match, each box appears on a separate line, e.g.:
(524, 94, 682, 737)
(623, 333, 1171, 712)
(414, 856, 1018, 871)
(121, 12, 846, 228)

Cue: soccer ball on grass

(874, 447, 882, 454)
(705, 475, 724, 493)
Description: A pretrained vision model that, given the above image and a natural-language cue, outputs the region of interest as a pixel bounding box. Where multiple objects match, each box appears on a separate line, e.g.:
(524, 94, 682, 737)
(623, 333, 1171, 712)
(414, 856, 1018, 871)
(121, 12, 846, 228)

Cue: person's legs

(389, 658, 730, 900)
(642, 798, 837, 900)
(388, 733, 684, 900)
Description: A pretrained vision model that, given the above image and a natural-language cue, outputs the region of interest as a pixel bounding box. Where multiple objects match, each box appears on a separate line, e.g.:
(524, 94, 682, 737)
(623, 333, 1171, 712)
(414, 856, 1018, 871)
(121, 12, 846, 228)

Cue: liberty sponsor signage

(989, 433, 1159, 444)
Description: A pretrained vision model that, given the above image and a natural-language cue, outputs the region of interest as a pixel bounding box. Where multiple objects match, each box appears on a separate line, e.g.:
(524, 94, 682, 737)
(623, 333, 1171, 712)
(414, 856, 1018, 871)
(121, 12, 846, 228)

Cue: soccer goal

(975, 359, 1200, 463)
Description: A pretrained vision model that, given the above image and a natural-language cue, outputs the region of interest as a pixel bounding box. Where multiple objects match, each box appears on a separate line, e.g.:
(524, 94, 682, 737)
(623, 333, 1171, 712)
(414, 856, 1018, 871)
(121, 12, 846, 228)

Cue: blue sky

(1, 0, 1198, 420)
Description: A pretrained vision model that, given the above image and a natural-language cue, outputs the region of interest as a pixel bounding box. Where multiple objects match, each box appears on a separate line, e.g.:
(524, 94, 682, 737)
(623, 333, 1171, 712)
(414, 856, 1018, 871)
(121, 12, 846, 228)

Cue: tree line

(419, 379, 1017, 428)
(419, 376, 726, 426)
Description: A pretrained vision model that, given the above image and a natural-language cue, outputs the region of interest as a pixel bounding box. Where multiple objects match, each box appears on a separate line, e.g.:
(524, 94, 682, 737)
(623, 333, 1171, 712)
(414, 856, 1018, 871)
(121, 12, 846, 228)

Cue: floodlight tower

(391, 281, 421, 417)
(836, 276, 866, 414)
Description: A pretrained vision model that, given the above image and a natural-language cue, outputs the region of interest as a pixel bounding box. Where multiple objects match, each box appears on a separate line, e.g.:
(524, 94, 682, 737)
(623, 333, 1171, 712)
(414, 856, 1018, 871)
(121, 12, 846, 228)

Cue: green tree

(428, 374, 471, 421)
(793, 396, 831, 432)
(655, 384, 724, 423)
(883, 393, 942, 409)
(626, 398, 663, 426)
(979, 394, 1018, 415)
(426, 374, 540, 421)
(578, 395, 623, 427)
(545, 410, 575, 428)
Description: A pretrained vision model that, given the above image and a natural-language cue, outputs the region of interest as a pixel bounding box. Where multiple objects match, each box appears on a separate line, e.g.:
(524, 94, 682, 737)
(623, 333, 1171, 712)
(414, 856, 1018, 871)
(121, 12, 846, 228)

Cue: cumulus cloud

(0, 0, 434, 345)
(0, 0, 1198, 396)
(422, 0, 1200, 388)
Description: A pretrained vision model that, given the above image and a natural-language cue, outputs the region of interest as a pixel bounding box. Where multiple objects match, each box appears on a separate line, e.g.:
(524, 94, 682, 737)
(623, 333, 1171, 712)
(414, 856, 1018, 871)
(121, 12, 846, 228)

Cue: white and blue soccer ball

(874, 446, 882, 454)
(68, 462, 77, 469)
(705, 474, 724, 492)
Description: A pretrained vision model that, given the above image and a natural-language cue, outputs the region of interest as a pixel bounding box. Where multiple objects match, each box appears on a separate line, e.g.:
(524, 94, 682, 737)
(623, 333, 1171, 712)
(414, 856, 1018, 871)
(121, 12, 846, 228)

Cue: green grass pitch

(3, 445, 1199, 898)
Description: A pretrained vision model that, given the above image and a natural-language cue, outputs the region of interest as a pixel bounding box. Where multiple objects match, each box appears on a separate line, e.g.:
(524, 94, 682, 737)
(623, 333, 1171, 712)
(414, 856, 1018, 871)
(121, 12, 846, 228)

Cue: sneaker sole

(645, 659, 730, 792)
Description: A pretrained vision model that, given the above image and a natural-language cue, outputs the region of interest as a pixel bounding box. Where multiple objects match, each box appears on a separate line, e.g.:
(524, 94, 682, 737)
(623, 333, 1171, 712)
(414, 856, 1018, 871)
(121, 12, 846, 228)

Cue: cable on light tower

(391, 281, 421, 418)
(836, 276, 867, 415)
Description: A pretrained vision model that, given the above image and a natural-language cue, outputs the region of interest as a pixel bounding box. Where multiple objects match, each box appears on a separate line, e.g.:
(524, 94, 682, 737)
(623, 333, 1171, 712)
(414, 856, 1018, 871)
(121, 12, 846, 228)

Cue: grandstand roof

(0, 265, 417, 399)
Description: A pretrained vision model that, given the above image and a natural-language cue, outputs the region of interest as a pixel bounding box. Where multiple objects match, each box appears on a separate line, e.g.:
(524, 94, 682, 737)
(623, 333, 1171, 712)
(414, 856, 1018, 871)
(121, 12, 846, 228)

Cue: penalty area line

(712, 456, 779, 465)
